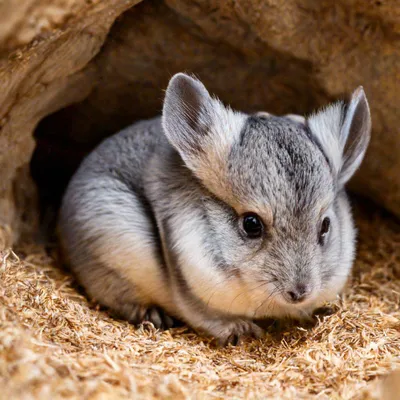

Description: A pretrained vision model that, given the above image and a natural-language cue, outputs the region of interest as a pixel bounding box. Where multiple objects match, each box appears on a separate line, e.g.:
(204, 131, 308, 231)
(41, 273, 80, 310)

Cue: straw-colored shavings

(0, 200, 399, 399)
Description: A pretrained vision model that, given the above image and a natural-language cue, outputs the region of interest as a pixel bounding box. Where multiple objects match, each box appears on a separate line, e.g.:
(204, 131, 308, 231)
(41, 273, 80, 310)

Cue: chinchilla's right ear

(162, 73, 243, 174)
(308, 87, 371, 187)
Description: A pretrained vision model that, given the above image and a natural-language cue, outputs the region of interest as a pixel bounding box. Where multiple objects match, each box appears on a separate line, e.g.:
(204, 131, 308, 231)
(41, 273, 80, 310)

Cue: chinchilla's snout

(283, 283, 311, 304)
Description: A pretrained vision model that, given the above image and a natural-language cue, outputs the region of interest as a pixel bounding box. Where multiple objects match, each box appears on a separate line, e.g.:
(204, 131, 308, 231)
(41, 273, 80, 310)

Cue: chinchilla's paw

(119, 303, 174, 330)
(213, 320, 264, 347)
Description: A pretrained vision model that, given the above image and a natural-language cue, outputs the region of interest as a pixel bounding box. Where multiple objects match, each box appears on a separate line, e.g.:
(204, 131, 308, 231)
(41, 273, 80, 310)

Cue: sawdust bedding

(1, 198, 399, 399)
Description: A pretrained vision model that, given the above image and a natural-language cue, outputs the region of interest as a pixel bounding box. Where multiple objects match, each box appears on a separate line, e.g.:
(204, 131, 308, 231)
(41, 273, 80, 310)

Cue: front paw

(117, 303, 174, 330)
(212, 320, 264, 347)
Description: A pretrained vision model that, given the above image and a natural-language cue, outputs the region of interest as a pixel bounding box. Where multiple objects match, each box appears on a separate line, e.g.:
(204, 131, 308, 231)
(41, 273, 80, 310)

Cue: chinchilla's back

(74, 116, 165, 191)
(58, 116, 174, 320)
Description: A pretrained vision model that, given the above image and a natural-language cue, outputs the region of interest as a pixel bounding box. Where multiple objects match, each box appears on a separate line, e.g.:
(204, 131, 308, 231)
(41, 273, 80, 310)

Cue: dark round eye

(319, 217, 331, 245)
(242, 213, 263, 239)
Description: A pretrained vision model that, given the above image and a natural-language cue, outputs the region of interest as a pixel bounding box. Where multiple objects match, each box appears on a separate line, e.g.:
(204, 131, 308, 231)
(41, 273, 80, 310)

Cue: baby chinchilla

(58, 73, 371, 345)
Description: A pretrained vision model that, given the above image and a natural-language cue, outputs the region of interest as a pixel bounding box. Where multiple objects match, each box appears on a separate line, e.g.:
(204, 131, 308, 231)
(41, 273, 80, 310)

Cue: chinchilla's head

(162, 73, 371, 319)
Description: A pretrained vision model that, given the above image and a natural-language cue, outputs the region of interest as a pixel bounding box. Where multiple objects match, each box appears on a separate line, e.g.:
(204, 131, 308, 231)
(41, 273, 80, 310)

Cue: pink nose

(286, 284, 308, 303)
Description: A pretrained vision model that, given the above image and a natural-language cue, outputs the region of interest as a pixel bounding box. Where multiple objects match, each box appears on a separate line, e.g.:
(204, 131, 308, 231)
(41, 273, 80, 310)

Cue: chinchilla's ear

(308, 87, 371, 187)
(162, 73, 243, 172)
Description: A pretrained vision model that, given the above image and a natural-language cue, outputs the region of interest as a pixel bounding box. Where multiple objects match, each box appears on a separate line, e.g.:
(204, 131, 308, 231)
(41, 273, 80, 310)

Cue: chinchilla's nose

(286, 283, 309, 303)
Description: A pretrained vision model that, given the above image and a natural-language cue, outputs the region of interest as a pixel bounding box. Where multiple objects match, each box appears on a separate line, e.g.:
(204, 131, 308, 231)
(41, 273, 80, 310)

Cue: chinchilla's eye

(318, 217, 331, 245)
(241, 213, 263, 239)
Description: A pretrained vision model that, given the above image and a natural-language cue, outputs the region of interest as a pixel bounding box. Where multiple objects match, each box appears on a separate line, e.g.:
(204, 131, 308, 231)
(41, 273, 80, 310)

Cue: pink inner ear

(162, 73, 214, 155)
(172, 75, 204, 130)
(339, 88, 371, 185)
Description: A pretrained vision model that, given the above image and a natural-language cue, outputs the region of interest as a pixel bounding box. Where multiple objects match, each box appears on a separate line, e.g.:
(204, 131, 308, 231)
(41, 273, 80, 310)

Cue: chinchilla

(58, 73, 371, 345)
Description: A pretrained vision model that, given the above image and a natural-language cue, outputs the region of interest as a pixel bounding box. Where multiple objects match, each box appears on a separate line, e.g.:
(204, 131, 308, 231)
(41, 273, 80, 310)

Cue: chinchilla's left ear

(308, 87, 371, 187)
(162, 73, 243, 174)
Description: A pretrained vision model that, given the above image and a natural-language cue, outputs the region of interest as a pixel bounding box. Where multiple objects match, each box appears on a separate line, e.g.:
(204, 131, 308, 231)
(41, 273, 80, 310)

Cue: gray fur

(58, 73, 371, 345)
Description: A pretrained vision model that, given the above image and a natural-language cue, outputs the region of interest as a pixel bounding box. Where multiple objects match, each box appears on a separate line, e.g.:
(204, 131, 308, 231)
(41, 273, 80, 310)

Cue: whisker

(203, 276, 232, 308)
(228, 280, 272, 313)
(253, 286, 281, 318)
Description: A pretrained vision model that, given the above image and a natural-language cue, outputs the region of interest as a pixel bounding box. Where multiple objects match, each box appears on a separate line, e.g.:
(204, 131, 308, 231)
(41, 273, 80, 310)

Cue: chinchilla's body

(59, 73, 371, 345)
